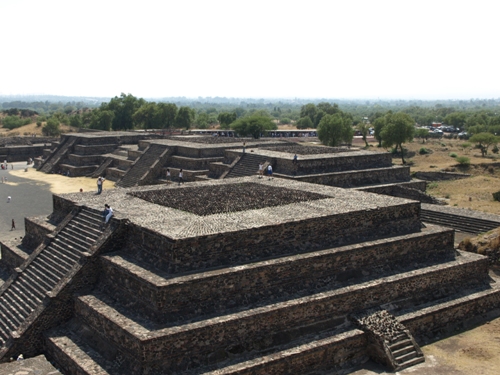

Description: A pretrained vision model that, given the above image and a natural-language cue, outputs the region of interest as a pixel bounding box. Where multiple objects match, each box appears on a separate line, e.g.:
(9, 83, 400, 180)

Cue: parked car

(458, 132, 469, 139)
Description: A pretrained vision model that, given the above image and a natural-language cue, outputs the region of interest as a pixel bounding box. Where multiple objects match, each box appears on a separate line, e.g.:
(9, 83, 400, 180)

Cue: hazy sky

(1, 0, 499, 100)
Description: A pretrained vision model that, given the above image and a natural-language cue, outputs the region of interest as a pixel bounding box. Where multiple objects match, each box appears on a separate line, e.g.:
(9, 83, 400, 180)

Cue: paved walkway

(0, 163, 53, 242)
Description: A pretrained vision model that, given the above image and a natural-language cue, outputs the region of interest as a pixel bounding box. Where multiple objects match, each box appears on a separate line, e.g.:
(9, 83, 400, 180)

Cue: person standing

(267, 164, 273, 180)
(178, 169, 184, 185)
(258, 163, 263, 178)
(97, 177, 105, 194)
(243, 142, 246, 154)
(11, 219, 15, 231)
(166, 168, 171, 183)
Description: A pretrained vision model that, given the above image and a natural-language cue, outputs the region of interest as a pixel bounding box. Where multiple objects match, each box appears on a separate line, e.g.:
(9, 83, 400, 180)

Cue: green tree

(106, 93, 145, 130)
(195, 112, 210, 129)
(231, 115, 277, 139)
(356, 122, 370, 147)
(42, 118, 61, 136)
(373, 116, 387, 147)
(69, 114, 83, 128)
(380, 112, 415, 164)
(470, 132, 498, 157)
(175, 106, 195, 129)
(2, 115, 25, 130)
(217, 112, 237, 129)
(300, 104, 317, 122)
(296, 116, 313, 129)
(90, 110, 115, 131)
(156, 103, 178, 129)
(133, 102, 158, 129)
(317, 113, 353, 147)
(444, 112, 467, 129)
(415, 128, 430, 143)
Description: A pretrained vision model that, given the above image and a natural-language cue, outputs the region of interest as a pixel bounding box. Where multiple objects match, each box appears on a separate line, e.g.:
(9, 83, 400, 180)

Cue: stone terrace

(0, 178, 481, 374)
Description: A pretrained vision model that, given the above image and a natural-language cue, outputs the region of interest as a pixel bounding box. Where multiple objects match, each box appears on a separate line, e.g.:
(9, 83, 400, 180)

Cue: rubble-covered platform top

(58, 177, 417, 240)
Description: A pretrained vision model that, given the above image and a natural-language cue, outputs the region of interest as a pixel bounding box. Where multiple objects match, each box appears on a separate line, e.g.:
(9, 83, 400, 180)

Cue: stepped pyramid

(1, 177, 500, 374)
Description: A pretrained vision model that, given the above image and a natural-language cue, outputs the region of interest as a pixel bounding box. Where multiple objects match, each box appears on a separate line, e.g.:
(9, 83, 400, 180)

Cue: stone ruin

(0, 176, 499, 374)
(35, 131, 434, 205)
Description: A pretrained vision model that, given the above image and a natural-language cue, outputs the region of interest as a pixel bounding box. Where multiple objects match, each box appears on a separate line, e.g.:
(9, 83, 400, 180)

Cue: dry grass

(0, 121, 76, 136)
(364, 137, 500, 215)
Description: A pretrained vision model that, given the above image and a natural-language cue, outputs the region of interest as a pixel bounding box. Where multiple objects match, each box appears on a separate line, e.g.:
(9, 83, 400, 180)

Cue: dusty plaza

(1, 132, 500, 374)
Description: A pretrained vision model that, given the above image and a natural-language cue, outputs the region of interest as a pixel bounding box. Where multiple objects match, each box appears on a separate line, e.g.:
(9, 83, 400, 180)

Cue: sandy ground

(10, 166, 115, 195)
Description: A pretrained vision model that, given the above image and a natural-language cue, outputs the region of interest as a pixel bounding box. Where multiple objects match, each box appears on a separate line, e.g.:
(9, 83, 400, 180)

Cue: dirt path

(9, 166, 115, 194)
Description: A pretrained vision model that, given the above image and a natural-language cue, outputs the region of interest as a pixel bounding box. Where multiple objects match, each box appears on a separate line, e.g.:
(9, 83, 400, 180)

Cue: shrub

(449, 152, 457, 158)
(493, 191, 500, 202)
(36, 121, 42, 127)
(488, 166, 495, 174)
(419, 147, 430, 155)
(2, 115, 25, 130)
(456, 156, 470, 165)
(427, 182, 438, 189)
(493, 145, 499, 154)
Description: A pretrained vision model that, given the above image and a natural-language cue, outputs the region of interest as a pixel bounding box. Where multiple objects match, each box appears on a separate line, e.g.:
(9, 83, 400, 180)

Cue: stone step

(65, 221, 101, 240)
(78, 253, 488, 367)
(46, 330, 114, 375)
(101, 226, 455, 324)
(397, 275, 500, 340)
(23, 268, 54, 293)
(0, 295, 24, 326)
(26, 264, 59, 289)
(74, 214, 103, 231)
(396, 355, 425, 371)
(54, 234, 90, 255)
(391, 342, 415, 358)
(0, 325, 10, 344)
(395, 350, 418, 364)
(35, 256, 66, 279)
(3, 288, 33, 317)
(47, 242, 82, 265)
(39, 246, 75, 272)
(11, 280, 43, 308)
(38, 251, 74, 274)
(0, 303, 18, 331)
(388, 338, 412, 352)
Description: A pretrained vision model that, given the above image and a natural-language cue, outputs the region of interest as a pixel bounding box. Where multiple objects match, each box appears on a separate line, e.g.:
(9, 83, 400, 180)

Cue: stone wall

(22, 216, 56, 251)
(0, 145, 47, 162)
(414, 171, 470, 181)
(123, 202, 421, 275)
(75, 255, 487, 372)
(168, 155, 224, 170)
(102, 228, 455, 323)
(275, 153, 393, 175)
(73, 144, 117, 155)
(282, 166, 411, 187)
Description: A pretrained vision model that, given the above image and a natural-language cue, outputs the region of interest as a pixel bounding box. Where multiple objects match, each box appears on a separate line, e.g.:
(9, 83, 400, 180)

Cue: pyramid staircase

(421, 205, 500, 234)
(89, 157, 114, 179)
(0, 207, 118, 360)
(116, 144, 170, 188)
(39, 137, 77, 173)
(224, 153, 266, 179)
(351, 309, 424, 371)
